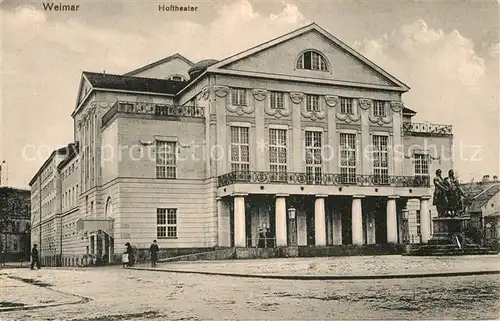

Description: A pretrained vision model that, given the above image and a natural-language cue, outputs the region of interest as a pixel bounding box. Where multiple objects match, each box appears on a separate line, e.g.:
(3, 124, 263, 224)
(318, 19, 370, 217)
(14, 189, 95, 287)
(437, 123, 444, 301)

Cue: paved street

(1, 256, 499, 320)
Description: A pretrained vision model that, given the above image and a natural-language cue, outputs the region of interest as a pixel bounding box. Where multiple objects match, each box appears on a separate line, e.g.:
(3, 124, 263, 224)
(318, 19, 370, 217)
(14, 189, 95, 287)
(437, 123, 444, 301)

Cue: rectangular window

(306, 94, 320, 112)
(340, 97, 354, 115)
(230, 126, 250, 173)
(340, 133, 356, 183)
(372, 135, 389, 184)
(270, 91, 284, 110)
(269, 129, 287, 182)
(414, 153, 430, 186)
(156, 141, 177, 179)
(413, 154, 429, 177)
(157, 208, 177, 239)
(305, 131, 322, 184)
(373, 100, 386, 117)
(231, 88, 247, 106)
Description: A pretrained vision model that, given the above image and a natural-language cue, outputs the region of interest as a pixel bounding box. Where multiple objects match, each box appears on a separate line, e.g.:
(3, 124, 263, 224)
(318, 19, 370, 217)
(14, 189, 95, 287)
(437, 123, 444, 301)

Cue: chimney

(482, 175, 490, 182)
(493, 175, 498, 181)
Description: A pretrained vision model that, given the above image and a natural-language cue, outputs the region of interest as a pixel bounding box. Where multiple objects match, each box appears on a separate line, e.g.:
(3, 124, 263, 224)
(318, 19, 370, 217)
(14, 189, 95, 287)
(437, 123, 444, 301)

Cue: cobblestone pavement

(154, 255, 500, 276)
(1, 262, 499, 320)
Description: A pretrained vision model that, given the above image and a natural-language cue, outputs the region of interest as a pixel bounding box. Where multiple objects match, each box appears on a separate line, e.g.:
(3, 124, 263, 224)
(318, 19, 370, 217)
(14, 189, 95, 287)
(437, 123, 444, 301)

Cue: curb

(129, 267, 500, 280)
(0, 298, 90, 313)
(0, 276, 92, 313)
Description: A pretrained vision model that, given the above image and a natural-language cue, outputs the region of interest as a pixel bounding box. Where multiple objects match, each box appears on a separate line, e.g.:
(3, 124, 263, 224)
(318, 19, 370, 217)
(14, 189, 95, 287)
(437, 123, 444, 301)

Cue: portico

(216, 191, 432, 249)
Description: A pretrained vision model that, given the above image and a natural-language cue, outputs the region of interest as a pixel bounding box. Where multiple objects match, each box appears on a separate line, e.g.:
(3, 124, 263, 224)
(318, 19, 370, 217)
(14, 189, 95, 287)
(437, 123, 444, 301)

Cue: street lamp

(287, 206, 297, 246)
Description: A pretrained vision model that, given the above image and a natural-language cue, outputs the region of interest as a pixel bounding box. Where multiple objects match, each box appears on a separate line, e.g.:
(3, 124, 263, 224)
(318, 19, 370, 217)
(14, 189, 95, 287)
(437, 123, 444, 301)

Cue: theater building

(30, 23, 453, 265)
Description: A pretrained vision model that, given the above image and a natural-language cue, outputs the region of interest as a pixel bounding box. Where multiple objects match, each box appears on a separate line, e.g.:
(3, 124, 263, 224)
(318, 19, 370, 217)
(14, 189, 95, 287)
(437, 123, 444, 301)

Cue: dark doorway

(373, 197, 387, 244)
(339, 197, 352, 245)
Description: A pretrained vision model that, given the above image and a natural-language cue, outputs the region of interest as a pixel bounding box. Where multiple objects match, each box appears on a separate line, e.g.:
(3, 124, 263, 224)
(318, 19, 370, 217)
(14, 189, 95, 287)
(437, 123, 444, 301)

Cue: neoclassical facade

(30, 23, 453, 265)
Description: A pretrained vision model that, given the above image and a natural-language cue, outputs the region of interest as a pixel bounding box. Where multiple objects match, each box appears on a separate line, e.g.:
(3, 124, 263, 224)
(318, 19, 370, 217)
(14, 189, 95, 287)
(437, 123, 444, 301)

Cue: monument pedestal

(428, 217, 467, 245)
(406, 217, 497, 256)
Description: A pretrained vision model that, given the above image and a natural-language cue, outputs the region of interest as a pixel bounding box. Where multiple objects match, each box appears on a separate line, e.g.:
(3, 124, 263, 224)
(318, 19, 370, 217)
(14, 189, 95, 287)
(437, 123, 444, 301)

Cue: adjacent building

(0, 187, 31, 261)
(30, 23, 454, 266)
(461, 176, 500, 248)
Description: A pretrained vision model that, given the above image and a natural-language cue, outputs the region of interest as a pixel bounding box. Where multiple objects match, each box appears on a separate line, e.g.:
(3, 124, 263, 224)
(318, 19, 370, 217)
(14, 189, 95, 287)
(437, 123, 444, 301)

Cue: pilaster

(359, 99, 371, 175)
(254, 89, 266, 171)
(214, 86, 229, 175)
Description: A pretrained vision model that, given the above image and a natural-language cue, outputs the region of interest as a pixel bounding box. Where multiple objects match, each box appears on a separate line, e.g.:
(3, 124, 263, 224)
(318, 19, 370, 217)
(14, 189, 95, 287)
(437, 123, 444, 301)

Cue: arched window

(296, 50, 329, 71)
(105, 197, 113, 218)
(166, 75, 186, 81)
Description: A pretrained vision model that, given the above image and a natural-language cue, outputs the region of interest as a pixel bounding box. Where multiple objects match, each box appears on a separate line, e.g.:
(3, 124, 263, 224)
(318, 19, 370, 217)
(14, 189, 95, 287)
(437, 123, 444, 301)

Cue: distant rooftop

(83, 72, 187, 95)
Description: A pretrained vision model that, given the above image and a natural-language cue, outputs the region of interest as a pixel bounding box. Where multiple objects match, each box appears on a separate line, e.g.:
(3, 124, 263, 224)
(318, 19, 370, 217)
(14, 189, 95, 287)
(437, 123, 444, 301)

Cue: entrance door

(375, 209, 388, 244)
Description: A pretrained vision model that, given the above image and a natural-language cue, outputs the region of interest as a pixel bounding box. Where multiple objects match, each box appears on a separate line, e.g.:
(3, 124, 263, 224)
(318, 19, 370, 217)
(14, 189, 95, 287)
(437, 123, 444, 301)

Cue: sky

(0, 0, 499, 188)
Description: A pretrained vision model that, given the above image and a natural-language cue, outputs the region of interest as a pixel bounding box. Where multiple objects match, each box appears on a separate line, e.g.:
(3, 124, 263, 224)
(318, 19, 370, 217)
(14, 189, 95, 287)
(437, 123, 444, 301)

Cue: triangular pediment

(76, 75, 93, 105)
(208, 23, 409, 90)
(125, 53, 193, 81)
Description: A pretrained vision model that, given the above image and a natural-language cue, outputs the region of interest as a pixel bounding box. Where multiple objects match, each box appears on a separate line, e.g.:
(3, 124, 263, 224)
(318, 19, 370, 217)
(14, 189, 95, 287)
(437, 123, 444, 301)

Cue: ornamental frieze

(213, 85, 229, 98)
(264, 103, 291, 119)
(359, 98, 372, 110)
(336, 112, 361, 123)
(200, 86, 210, 101)
(252, 89, 267, 101)
(368, 115, 393, 126)
(289, 92, 304, 104)
(301, 107, 326, 121)
(226, 103, 256, 116)
(324, 95, 338, 107)
(390, 101, 403, 112)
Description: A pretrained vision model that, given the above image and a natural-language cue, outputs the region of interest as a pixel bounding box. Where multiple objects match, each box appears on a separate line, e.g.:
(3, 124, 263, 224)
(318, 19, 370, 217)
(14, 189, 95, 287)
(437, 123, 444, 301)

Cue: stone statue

(445, 169, 464, 216)
(433, 169, 449, 217)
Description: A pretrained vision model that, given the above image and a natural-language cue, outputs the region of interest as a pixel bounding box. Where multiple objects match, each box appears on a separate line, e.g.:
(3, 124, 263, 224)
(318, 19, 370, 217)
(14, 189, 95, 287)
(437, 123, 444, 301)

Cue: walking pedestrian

(149, 240, 159, 267)
(30, 244, 41, 270)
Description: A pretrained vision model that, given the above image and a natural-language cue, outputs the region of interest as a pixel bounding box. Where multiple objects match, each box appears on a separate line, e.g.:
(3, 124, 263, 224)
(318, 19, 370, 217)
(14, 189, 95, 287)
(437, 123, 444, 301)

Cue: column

(386, 196, 399, 243)
(351, 195, 364, 245)
(314, 195, 327, 246)
(419, 196, 431, 243)
(275, 194, 288, 247)
(233, 194, 246, 247)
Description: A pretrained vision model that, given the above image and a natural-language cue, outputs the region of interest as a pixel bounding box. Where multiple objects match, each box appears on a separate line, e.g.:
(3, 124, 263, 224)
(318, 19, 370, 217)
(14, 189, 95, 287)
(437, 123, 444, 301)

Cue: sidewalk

(131, 254, 500, 279)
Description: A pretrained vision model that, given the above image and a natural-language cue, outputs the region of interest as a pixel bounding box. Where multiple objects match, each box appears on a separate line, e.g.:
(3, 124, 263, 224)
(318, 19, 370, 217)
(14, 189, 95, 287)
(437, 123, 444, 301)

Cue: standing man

(30, 244, 40, 270)
(149, 240, 159, 267)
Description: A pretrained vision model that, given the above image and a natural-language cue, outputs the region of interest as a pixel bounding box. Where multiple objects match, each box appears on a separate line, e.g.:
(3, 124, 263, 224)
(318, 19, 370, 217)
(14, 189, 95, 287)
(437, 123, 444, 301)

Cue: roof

(28, 146, 70, 186)
(124, 53, 194, 76)
(57, 143, 79, 171)
(462, 182, 500, 213)
(83, 72, 187, 95)
(207, 22, 410, 92)
(403, 107, 417, 115)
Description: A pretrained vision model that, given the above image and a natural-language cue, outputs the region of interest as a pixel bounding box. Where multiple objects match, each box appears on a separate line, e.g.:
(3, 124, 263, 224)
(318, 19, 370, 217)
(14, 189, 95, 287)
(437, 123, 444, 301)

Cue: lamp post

(287, 206, 297, 246)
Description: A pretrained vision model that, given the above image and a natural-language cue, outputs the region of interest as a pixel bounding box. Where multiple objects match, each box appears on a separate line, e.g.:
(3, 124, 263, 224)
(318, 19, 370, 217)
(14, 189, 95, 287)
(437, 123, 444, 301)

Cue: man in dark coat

(149, 240, 159, 267)
(30, 244, 40, 270)
(125, 242, 134, 267)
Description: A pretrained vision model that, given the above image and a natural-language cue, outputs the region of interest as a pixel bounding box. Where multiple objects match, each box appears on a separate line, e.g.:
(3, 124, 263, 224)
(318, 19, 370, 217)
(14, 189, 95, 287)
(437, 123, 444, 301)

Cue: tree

(0, 188, 31, 256)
